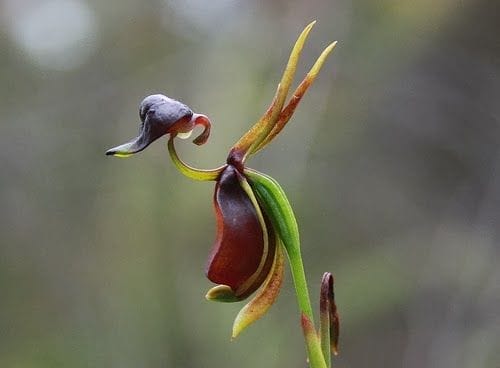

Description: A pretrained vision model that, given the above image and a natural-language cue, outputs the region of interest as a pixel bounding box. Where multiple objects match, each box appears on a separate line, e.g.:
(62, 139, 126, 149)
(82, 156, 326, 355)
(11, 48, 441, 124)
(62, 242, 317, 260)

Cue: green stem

(167, 137, 224, 181)
(245, 168, 326, 368)
(287, 246, 314, 319)
(287, 247, 327, 368)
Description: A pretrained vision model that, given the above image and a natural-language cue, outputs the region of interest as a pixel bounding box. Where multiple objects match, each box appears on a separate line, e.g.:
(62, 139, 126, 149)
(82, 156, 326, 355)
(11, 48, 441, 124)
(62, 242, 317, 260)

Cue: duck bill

(105, 135, 145, 157)
(106, 94, 197, 157)
(105, 120, 167, 157)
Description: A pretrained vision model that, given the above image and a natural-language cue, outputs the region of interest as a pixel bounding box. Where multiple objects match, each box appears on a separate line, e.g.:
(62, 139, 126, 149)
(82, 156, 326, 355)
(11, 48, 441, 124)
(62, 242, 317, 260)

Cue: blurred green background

(1, 0, 499, 367)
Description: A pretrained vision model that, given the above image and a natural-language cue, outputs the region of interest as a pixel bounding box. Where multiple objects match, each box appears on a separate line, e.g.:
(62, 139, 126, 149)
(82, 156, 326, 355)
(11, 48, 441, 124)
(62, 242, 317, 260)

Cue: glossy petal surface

(206, 166, 268, 296)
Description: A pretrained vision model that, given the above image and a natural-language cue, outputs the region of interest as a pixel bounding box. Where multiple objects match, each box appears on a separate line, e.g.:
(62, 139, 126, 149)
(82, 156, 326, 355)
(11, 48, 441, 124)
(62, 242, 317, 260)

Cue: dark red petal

(236, 217, 275, 299)
(206, 165, 272, 296)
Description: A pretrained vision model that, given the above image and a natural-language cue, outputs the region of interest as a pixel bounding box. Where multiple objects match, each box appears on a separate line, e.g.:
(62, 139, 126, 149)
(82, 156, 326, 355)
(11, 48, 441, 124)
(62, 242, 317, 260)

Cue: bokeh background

(1, 0, 499, 367)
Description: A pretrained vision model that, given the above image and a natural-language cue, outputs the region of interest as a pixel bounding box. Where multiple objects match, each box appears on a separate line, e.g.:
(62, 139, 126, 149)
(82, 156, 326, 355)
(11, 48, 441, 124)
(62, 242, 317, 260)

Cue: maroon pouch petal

(236, 215, 276, 299)
(206, 165, 267, 295)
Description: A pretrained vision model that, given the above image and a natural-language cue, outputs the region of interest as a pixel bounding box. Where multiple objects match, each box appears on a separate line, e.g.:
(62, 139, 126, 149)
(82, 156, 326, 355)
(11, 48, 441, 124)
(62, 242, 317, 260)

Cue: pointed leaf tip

(306, 20, 317, 30)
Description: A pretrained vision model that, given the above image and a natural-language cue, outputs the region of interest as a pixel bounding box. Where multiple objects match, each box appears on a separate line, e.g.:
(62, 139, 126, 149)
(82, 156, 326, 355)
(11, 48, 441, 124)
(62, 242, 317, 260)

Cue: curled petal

(320, 272, 339, 360)
(191, 114, 212, 145)
(232, 240, 285, 338)
(206, 165, 275, 299)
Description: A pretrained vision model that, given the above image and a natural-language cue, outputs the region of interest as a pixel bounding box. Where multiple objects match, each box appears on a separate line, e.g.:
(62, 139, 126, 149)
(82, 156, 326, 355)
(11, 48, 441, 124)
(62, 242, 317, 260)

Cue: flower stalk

(246, 169, 327, 368)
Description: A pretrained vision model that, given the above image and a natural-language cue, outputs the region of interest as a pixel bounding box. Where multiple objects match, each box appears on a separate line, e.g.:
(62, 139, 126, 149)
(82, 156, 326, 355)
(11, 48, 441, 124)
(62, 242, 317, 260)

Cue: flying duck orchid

(106, 21, 339, 368)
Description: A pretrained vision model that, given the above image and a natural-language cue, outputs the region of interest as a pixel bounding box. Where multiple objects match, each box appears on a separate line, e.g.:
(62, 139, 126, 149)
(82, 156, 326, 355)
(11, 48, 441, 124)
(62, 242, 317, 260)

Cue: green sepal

(244, 168, 300, 258)
(245, 167, 331, 368)
(244, 168, 315, 320)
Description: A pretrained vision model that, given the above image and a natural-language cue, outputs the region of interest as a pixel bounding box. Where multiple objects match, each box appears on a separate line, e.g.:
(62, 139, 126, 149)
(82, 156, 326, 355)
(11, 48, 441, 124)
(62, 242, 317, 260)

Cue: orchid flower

(106, 21, 339, 368)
